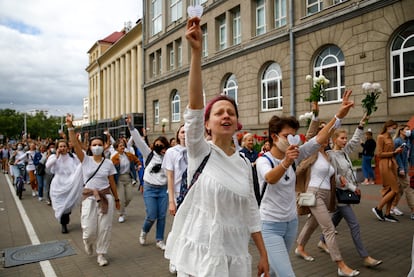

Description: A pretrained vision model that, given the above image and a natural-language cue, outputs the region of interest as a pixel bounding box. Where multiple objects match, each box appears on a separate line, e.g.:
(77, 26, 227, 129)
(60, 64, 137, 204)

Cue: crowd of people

(1, 15, 414, 276)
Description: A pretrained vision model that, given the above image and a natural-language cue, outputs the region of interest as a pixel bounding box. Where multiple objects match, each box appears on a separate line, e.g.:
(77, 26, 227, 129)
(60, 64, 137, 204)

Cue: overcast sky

(0, 0, 142, 118)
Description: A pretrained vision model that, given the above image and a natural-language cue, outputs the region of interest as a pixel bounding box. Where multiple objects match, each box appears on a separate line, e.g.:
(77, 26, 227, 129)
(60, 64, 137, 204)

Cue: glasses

(154, 144, 165, 148)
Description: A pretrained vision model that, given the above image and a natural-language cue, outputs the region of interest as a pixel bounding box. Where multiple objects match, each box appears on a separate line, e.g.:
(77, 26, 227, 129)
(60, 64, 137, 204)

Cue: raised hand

(185, 17, 202, 51)
(336, 90, 354, 119)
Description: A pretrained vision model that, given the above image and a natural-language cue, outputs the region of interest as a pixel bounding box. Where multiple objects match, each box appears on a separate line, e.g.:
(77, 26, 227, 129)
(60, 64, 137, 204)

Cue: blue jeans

(262, 218, 298, 277)
(142, 183, 168, 241)
(36, 174, 45, 198)
(362, 155, 375, 180)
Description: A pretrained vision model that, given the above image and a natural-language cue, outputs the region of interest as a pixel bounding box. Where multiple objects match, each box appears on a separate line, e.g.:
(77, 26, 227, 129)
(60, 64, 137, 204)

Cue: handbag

(336, 188, 360, 204)
(297, 192, 316, 207)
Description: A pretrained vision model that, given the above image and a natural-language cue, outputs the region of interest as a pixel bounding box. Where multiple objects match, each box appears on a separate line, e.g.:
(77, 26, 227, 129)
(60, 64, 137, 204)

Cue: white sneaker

(118, 215, 125, 223)
(169, 262, 177, 274)
(97, 254, 108, 266)
(32, 191, 36, 197)
(392, 207, 404, 216)
(156, 240, 166, 251)
(38, 197, 43, 201)
(139, 230, 147, 245)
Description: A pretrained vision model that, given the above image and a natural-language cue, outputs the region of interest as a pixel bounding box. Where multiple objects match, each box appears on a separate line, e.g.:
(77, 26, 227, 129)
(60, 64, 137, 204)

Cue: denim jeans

(142, 183, 168, 241)
(262, 218, 298, 277)
(361, 155, 375, 180)
(36, 174, 45, 198)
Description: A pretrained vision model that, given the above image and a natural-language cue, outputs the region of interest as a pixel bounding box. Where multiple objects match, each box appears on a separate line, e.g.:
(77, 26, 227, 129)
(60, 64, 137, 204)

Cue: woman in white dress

(46, 139, 80, 233)
(66, 115, 120, 267)
(164, 17, 269, 277)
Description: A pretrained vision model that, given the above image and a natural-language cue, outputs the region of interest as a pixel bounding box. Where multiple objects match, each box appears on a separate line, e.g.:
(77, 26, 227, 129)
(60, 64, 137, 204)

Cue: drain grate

(3, 240, 76, 267)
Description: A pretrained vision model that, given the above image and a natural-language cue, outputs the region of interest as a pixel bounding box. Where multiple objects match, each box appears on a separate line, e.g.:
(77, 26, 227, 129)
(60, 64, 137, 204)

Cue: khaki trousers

(297, 187, 342, 261)
(117, 173, 133, 215)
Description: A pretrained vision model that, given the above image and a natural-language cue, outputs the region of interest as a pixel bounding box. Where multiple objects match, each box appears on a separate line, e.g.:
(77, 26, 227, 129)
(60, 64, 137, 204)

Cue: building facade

(142, 0, 414, 143)
(86, 20, 144, 124)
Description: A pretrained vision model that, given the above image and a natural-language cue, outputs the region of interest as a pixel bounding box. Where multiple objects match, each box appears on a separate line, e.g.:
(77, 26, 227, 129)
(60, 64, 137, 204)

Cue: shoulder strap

(84, 158, 105, 186)
(259, 154, 275, 204)
(189, 152, 211, 188)
(145, 151, 154, 167)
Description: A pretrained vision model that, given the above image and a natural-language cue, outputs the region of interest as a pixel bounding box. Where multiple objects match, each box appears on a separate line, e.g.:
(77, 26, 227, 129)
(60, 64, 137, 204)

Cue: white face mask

(17, 145, 23, 151)
(91, 145, 104, 156)
(275, 136, 290, 153)
(405, 130, 411, 137)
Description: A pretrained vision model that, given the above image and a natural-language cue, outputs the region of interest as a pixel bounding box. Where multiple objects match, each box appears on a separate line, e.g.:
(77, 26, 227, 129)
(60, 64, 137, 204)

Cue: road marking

(5, 175, 57, 277)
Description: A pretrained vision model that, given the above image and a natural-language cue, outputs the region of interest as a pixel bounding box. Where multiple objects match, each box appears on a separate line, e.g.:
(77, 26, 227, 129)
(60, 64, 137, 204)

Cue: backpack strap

(189, 152, 211, 188)
(259, 154, 274, 205)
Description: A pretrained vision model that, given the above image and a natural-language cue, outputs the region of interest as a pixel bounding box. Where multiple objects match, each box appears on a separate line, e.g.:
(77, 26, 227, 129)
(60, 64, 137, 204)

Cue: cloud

(0, 0, 142, 117)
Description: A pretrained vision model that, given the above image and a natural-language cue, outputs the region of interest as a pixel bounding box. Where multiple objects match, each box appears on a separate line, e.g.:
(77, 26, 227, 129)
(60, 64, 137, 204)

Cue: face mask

(91, 145, 104, 156)
(275, 136, 290, 153)
(388, 128, 396, 135)
(17, 145, 23, 151)
(405, 130, 411, 137)
(153, 144, 164, 155)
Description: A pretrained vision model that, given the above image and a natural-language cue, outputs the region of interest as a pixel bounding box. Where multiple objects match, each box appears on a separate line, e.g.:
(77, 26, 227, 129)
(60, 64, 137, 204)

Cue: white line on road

(5, 175, 57, 277)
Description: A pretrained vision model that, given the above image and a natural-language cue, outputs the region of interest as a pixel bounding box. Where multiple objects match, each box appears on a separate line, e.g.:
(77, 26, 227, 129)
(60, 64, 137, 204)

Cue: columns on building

(126, 51, 131, 113)
(115, 59, 120, 116)
(131, 47, 137, 113)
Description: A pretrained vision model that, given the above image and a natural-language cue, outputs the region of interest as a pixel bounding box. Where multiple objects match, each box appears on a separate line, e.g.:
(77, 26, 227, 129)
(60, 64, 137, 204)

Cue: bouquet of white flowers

(361, 82, 382, 116)
(305, 74, 330, 103)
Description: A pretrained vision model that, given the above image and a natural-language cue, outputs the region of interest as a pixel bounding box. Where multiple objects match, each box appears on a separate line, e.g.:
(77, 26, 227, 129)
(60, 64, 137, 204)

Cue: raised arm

(185, 17, 203, 110)
(315, 90, 354, 144)
(66, 114, 85, 162)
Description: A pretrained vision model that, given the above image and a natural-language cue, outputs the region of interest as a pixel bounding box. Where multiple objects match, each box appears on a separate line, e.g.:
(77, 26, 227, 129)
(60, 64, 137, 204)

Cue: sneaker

(38, 197, 43, 201)
(156, 240, 166, 251)
(391, 207, 404, 216)
(372, 207, 385, 221)
(169, 262, 177, 274)
(118, 215, 125, 223)
(46, 200, 51, 205)
(97, 254, 108, 266)
(317, 241, 330, 254)
(83, 240, 93, 255)
(139, 230, 147, 245)
(411, 214, 414, 220)
(32, 191, 36, 197)
(384, 214, 399, 223)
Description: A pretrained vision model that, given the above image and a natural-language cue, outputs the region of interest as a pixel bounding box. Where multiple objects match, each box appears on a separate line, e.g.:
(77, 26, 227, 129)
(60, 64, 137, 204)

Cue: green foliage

(0, 109, 62, 141)
(361, 91, 380, 116)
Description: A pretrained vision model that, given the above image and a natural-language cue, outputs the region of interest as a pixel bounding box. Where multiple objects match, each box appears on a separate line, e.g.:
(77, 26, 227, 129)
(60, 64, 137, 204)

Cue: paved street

(0, 172, 412, 277)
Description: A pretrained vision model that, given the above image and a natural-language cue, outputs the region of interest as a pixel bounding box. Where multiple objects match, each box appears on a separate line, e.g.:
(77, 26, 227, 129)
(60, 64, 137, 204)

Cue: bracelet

(115, 199, 120, 202)
(280, 160, 289, 170)
(67, 127, 75, 131)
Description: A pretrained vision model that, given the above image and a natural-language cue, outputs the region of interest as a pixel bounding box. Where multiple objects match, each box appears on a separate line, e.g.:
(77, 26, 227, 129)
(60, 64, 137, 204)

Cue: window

(223, 74, 238, 103)
(154, 100, 159, 124)
(150, 53, 156, 77)
(151, 0, 162, 35)
(170, 0, 182, 23)
(157, 49, 162, 75)
(168, 43, 174, 70)
(274, 0, 286, 28)
(202, 24, 208, 57)
(232, 7, 241, 45)
(261, 63, 283, 110)
(192, 0, 207, 5)
(177, 39, 182, 67)
(391, 24, 414, 96)
(171, 91, 180, 122)
(314, 45, 345, 102)
(307, 0, 323, 15)
(256, 0, 266, 35)
(218, 15, 227, 50)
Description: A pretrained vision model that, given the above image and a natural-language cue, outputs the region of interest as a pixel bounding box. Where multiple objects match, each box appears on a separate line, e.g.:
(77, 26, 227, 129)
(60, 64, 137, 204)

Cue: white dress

(165, 108, 261, 277)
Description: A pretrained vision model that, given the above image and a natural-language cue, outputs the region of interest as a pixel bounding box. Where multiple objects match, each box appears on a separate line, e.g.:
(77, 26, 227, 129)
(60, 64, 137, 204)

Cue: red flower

(299, 133, 307, 142)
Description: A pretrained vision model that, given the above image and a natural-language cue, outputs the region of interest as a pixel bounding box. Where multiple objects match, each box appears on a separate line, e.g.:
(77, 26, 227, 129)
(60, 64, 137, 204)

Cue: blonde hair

(332, 128, 347, 140)
(241, 133, 253, 147)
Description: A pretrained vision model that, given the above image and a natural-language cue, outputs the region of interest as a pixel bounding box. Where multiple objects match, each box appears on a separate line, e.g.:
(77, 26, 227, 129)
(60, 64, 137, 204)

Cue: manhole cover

(3, 240, 76, 267)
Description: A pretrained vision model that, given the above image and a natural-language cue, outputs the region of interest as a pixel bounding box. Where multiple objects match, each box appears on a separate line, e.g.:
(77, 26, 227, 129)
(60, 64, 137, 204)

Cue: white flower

(372, 82, 382, 92)
(299, 112, 313, 121)
(362, 82, 372, 91)
(325, 79, 330, 85)
(305, 75, 312, 81)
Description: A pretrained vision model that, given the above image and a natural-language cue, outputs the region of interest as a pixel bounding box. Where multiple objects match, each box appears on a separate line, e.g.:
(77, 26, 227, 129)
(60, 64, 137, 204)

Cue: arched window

(391, 24, 414, 96)
(261, 63, 282, 110)
(171, 90, 180, 122)
(314, 45, 345, 102)
(223, 74, 238, 103)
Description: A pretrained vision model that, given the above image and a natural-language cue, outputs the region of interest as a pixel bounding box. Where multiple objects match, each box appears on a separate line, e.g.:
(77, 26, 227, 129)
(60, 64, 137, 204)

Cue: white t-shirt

(162, 144, 187, 193)
(309, 152, 334, 190)
(82, 155, 117, 190)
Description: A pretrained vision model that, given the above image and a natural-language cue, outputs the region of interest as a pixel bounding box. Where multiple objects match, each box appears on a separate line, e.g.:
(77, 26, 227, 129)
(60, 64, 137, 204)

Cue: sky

(0, 0, 143, 118)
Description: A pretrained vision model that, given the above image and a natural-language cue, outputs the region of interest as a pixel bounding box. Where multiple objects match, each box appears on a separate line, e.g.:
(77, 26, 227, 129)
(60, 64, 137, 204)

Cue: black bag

(335, 188, 360, 204)
(35, 163, 46, 176)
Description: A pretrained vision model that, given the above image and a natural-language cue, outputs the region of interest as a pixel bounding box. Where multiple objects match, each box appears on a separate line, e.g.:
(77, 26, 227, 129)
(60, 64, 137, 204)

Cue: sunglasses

(154, 144, 165, 148)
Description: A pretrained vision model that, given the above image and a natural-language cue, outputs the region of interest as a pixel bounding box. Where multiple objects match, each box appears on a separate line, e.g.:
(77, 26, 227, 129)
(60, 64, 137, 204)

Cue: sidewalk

(0, 172, 412, 276)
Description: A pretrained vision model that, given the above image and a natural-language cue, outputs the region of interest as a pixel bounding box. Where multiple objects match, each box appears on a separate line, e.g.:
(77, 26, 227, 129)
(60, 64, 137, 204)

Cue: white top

(256, 137, 320, 222)
(162, 144, 187, 193)
(82, 155, 117, 190)
(165, 108, 261, 277)
(46, 153, 81, 219)
(309, 152, 334, 190)
(25, 150, 36, 171)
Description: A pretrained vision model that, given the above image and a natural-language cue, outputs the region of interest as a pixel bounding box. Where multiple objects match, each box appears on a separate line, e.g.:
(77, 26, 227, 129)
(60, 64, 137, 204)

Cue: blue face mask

(405, 130, 411, 137)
